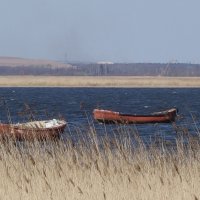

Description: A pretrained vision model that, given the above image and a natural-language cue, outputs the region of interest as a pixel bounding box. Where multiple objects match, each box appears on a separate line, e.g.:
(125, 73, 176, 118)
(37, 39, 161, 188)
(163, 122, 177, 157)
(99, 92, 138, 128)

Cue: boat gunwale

(0, 120, 67, 131)
(13, 122, 66, 131)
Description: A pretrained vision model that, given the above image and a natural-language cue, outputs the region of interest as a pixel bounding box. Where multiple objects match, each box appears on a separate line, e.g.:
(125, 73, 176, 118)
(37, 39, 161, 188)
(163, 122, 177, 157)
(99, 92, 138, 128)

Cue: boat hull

(0, 120, 66, 140)
(93, 108, 177, 124)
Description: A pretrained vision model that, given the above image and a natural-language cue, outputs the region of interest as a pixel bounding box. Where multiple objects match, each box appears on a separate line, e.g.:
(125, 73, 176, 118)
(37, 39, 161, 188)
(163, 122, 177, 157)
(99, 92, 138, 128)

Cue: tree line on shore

(0, 63, 199, 76)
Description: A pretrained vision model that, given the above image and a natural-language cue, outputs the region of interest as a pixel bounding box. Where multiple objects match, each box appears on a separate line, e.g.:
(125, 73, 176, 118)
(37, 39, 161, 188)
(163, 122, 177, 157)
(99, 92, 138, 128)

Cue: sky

(0, 0, 200, 63)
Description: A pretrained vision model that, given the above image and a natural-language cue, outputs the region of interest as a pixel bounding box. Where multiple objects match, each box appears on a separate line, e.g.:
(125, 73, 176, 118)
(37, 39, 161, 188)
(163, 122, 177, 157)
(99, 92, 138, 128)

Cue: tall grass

(0, 128, 199, 200)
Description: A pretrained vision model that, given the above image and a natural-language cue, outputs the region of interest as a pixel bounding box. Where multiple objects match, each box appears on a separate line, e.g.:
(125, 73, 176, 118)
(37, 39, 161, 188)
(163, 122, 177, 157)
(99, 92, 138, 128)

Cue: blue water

(0, 88, 199, 142)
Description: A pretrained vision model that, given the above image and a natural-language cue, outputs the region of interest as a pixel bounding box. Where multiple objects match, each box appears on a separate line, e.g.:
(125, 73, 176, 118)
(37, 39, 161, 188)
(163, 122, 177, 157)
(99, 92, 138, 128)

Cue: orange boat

(0, 119, 67, 140)
(93, 108, 178, 124)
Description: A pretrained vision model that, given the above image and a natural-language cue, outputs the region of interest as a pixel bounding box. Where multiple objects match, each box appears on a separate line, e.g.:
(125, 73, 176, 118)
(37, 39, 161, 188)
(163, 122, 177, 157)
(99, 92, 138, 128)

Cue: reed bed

(0, 128, 199, 200)
(0, 76, 200, 87)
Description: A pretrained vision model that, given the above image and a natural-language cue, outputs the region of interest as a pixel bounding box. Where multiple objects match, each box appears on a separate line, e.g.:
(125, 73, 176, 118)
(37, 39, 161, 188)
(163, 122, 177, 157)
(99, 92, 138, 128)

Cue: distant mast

(64, 53, 68, 63)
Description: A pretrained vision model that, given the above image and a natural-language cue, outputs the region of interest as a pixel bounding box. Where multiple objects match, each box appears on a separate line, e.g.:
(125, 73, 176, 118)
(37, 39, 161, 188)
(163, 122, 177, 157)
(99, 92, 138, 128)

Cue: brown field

(0, 129, 199, 200)
(0, 76, 199, 87)
(0, 57, 72, 68)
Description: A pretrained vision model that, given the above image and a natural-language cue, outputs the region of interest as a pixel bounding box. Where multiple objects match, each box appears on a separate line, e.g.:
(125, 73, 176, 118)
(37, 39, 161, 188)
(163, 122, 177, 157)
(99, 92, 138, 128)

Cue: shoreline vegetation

(0, 76, 200, 87)
(0, 129, 199, 200)
(1, 57, 200, 76)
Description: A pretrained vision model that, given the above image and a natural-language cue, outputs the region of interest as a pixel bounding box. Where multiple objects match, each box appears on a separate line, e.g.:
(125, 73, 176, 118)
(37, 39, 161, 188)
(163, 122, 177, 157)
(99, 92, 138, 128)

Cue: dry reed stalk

(0, 131, 199, 200)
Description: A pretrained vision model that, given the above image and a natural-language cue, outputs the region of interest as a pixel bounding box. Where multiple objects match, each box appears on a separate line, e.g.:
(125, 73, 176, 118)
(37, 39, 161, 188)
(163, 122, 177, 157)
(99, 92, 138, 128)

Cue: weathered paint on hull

(93, 109, 177, 124)
(0, 121, 66, 140)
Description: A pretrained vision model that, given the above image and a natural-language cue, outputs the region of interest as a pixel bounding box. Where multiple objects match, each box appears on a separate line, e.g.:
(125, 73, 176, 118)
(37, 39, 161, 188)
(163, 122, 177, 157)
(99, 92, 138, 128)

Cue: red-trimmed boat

(93, 108, 178, 124)
(0, 119, 67, 140)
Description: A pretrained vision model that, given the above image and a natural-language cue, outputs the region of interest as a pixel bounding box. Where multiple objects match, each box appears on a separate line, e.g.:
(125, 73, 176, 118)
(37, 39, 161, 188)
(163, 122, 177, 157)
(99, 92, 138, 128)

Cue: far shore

(0, 76, 200, 87)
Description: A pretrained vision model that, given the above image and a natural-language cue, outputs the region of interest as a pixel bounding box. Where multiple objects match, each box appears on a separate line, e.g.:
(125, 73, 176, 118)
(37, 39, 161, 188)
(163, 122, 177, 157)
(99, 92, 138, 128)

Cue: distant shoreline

(0, 76, 199, 87)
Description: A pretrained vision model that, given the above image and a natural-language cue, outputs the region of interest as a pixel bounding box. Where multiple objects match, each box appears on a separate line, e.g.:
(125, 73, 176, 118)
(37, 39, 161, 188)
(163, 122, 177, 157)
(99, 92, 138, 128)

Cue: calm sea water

(0, 87, 199, 142)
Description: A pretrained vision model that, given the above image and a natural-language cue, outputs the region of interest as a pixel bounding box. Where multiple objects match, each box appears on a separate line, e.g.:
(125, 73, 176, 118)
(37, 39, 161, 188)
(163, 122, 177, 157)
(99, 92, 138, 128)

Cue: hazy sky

(0, 0, 200, 63)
